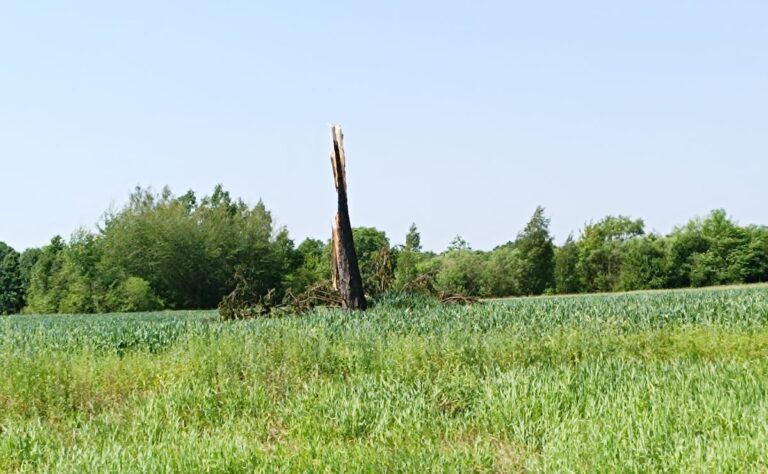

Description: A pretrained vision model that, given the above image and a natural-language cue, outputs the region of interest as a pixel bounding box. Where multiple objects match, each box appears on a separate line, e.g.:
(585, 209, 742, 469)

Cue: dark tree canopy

(554, 235, 581, 294)
(515, 206, 555, 295)
(0, 242, 24, 314)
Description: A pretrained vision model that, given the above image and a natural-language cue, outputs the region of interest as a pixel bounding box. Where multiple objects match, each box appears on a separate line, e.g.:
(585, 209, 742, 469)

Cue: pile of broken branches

(402, 270, 478, 305)
(219, 281, 344, 320)
(219, 264, 477, 320)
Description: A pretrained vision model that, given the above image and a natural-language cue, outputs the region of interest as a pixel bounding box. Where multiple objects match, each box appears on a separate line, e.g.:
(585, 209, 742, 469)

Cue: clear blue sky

(2, 1, 766, 252)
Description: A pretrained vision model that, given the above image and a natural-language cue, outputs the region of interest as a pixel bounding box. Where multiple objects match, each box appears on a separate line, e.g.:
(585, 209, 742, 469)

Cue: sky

(1, 1, 767, 252)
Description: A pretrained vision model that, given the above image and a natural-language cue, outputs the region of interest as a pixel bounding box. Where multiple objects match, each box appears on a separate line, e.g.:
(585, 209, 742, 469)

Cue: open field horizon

(487, 281, 768, 301)
(3, 2, 766, 471)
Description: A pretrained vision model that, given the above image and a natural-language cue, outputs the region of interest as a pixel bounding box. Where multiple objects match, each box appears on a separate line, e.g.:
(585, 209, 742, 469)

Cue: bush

(435, 251, 489, 297)
(110, 277, 164, 312)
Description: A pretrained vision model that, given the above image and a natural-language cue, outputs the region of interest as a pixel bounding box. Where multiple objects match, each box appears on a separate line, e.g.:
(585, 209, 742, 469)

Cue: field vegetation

(1, 285, 767, 472)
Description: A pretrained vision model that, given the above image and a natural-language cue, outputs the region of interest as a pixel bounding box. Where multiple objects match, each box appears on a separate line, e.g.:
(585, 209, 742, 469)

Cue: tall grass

(1, 286, 767, 472)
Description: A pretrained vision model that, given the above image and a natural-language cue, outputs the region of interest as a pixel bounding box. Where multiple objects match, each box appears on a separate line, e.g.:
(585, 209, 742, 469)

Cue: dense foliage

(1, 286, 767, 471)
(0, 242, 24, 314)
(1, 185, 767, 314)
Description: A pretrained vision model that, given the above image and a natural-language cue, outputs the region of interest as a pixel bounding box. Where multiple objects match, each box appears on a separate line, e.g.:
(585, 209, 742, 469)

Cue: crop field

(1, 286, 768, 472)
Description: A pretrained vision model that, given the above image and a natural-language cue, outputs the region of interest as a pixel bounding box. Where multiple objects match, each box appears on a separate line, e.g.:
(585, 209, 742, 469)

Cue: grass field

(2, 286, 768, 472)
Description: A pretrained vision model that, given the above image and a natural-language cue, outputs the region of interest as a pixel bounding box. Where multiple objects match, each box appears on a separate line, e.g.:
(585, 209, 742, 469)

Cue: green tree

(405, 223, 422, 252)
(554, 235, 581, 294)
(686, 209, 756, 287)
(108, 276, 163, 312)
(99, 185, 287, 309)
(394, 223, 424, 290)
(447, 235, 471, 251)
(619, 234, 669, 290)
(741, 226, 768, 283)
(515, 206, 555, 295)
(435, 249, 488, 297)
(270, 228, 302, 297)
(25, 230, 122, 314)
(577, 216, 644, 292)
(666, 220, 709, 288)
(0, 242, 24, 314)
(101, 190, 203, 308)
(229, 198, 291, 303)
(18, 247, 41, 300)
(25, 236, 67, 313)
(352, 227, 392, 296)
(393, 248, 421, 290)
(485, 244, 522, 297)
(289, 238, 331, 293)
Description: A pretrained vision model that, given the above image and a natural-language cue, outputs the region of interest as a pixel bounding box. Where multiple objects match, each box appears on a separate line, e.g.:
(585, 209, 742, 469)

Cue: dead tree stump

(329, 125, 367, 310)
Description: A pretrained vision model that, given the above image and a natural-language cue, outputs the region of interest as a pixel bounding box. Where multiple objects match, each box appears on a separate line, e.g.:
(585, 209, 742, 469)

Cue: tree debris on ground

(218, 279, 341, 320)
(218, 267, 476, 320)
(401, 269, 478, 305)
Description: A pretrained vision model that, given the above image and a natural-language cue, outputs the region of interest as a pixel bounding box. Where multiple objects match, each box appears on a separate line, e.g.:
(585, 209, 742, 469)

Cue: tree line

(1, 185, 767, 314)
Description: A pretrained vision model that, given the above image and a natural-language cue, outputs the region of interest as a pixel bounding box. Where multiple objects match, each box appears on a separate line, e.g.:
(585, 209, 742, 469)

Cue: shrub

(112, 277, 164, 312)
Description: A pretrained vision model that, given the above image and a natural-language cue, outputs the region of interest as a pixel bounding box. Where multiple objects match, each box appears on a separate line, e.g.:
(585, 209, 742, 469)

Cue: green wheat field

(2, 285, 768, 472)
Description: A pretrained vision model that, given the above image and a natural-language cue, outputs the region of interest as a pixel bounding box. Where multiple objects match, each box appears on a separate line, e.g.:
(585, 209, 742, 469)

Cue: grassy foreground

(1, 286, 768, 472)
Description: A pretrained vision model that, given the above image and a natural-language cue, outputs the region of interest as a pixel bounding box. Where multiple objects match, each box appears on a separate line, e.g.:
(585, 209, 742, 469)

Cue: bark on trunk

(329, 125, 367, 310)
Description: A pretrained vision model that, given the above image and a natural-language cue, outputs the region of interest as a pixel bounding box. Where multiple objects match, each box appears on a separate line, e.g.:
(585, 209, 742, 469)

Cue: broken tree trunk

(329, 125, 367, 310)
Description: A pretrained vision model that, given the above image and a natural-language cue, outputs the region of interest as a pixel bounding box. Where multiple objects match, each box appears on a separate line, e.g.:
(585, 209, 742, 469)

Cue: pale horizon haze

(1, 1, 767, 252)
